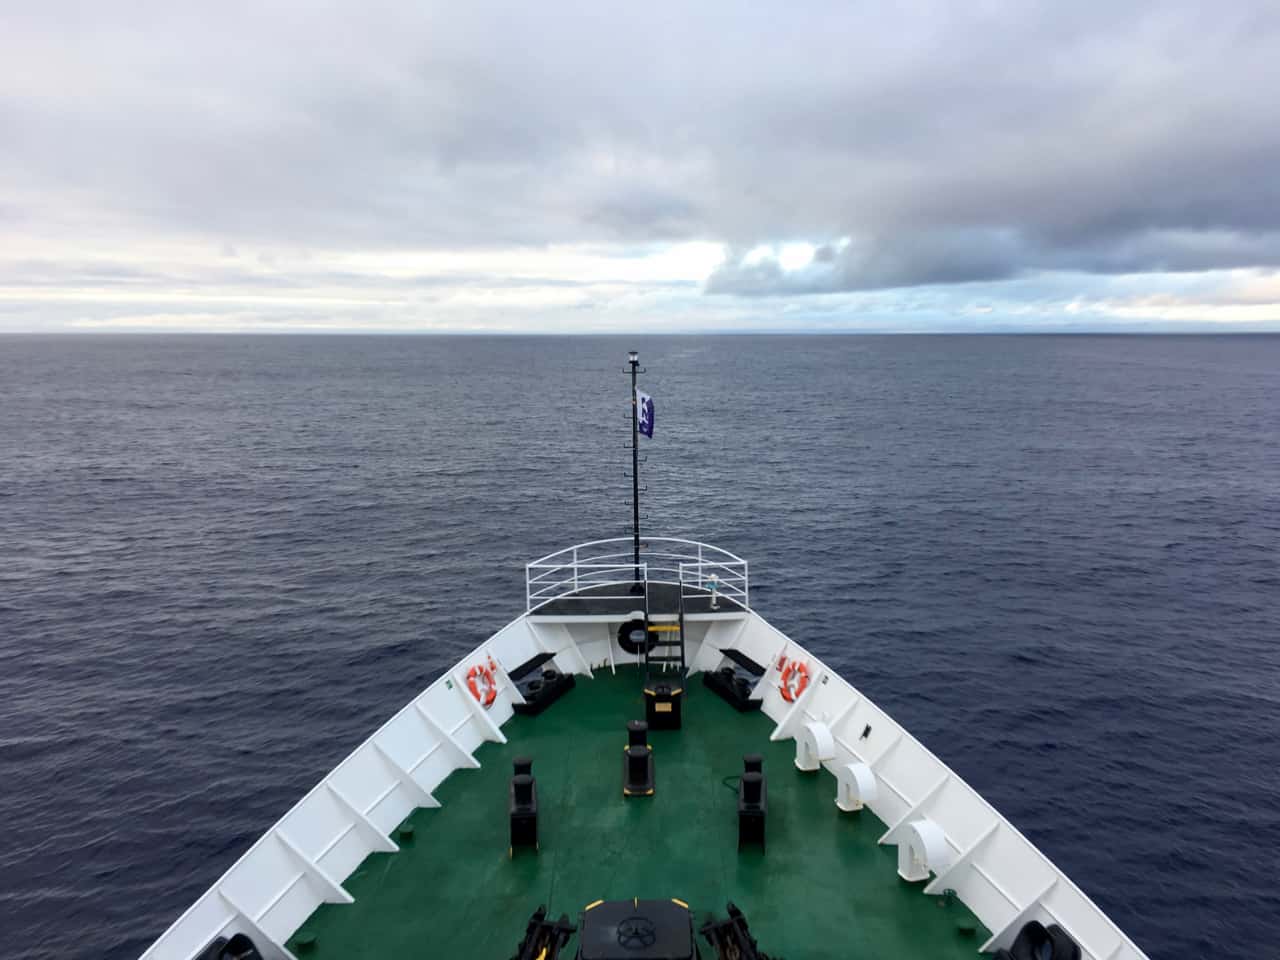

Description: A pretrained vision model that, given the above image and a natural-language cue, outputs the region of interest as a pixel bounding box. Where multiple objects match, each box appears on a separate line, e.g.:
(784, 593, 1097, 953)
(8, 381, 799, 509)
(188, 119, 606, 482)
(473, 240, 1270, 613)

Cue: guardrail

(525, 537, 749, 612)
(736, 617, 1149, 960)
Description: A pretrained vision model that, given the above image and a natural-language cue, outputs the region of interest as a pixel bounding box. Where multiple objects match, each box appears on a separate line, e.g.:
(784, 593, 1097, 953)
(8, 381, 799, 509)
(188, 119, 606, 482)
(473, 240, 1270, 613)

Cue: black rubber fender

(617, 618, 653, 655)
(1009, 920, 1050, 960)
(222, 934, 263, 960)
(1001, 919, 1081, 960)
(1047, 924, 1081, 960)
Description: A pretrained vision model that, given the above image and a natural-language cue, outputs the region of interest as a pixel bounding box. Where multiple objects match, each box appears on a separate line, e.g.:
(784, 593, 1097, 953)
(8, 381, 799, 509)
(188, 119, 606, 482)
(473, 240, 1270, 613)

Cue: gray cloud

(707, 229, 1280, 295)
(2, 1, 1280, 300)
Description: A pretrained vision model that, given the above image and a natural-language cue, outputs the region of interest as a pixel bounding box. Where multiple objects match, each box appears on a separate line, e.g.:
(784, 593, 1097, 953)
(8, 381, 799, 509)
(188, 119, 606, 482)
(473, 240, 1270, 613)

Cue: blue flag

(636, 389, 654, 438)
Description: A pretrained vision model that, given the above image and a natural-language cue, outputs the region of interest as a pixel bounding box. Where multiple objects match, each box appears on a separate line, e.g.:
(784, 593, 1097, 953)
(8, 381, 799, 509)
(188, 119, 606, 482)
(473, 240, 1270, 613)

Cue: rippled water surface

(2, 334, 1278, 959)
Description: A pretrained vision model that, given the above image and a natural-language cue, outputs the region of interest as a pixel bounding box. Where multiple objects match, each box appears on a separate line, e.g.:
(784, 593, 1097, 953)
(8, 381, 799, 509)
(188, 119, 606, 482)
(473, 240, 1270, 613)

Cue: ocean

(1, 333, 1277, 958)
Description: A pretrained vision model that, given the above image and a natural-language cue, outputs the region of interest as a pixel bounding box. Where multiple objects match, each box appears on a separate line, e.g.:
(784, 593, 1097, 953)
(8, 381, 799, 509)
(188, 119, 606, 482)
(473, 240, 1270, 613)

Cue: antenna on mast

(628, 350, 643, 594)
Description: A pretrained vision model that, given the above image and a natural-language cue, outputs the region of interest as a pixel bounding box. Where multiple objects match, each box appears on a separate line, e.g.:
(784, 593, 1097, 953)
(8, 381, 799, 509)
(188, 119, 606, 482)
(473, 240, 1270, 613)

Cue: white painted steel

(525, 538, 748, 611)
(726, 610, 1151, 960)
(794, 721, 835, 771)
(896, 819, 953, 882)
(140, 615, 562, 960)
(143, 543, 1148, 960)
(835, 761, 878, 812)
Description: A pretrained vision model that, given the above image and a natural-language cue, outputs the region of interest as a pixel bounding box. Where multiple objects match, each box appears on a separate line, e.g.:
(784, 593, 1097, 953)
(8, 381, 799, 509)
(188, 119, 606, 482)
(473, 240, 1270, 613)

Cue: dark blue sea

(1, 334, 1277, 959)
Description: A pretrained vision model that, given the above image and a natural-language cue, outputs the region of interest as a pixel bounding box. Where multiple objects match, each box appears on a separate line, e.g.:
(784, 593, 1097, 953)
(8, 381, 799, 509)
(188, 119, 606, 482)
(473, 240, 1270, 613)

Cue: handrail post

(573, 547, 579, 592)
(525, 564, 531, 612)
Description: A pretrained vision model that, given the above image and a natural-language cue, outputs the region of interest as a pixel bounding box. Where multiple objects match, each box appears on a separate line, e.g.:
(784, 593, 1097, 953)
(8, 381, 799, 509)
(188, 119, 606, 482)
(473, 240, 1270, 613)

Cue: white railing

(140, 560, 1149, 960)
(525, 537, 749, 612)
(732, 615, 1150, 960)
(139, 616, 547, 960)
(678, 560, 748, 608)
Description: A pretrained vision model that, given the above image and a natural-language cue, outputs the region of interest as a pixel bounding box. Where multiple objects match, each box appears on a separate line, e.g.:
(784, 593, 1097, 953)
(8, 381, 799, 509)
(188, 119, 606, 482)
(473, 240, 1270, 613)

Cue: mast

(628, 350, 642, 589)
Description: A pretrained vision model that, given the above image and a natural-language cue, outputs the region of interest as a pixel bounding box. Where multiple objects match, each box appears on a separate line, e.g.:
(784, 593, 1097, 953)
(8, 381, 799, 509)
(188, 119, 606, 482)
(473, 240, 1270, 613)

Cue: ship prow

(143, 537, 1149, 960)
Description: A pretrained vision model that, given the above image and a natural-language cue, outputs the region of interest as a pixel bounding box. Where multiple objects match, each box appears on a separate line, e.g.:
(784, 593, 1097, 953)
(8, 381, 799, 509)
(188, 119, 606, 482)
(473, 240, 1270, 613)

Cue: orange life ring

(780, 660, 809, 703)
(466, 660, 498, 707)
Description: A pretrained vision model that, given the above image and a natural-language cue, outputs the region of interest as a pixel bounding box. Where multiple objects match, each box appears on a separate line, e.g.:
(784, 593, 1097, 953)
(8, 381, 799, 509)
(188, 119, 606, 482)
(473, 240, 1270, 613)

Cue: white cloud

(778, 243, 814, 272)
(2, 2, 1280, 331)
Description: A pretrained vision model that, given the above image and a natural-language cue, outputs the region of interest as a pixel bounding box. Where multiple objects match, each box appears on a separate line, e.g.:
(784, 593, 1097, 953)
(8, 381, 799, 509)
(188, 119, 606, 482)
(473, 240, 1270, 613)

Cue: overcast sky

(3, 1, 1279, 333)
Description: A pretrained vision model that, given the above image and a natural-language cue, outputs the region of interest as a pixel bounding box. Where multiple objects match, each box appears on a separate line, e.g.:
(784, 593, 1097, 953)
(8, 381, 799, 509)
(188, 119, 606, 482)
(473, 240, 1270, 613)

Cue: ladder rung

(649, 655, 684, 663)
(647, 624, 681, 633)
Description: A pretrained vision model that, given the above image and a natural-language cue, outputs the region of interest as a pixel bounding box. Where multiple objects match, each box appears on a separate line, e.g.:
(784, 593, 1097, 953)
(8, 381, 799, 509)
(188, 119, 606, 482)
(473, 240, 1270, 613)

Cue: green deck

(288, 668, 987, 958)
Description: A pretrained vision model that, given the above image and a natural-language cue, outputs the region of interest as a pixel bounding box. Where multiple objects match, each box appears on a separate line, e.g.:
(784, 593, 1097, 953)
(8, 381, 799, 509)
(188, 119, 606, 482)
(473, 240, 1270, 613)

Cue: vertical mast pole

(628, 350, 642, 589)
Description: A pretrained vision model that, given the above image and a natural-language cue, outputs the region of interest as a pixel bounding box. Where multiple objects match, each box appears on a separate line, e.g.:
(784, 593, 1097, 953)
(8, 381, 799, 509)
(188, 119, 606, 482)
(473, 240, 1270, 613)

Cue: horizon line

(3, 328, 1280, 337)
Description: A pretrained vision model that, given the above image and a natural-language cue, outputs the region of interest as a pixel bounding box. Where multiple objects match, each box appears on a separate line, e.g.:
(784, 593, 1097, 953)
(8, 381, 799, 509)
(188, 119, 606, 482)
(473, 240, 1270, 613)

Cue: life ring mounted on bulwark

(779, 658, 809, 703)
(467, 657, 498, 708)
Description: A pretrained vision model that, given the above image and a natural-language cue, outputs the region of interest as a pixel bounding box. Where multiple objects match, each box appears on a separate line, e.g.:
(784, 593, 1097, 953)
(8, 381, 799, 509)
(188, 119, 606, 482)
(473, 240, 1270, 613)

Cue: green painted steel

(289, 668, 987, 959)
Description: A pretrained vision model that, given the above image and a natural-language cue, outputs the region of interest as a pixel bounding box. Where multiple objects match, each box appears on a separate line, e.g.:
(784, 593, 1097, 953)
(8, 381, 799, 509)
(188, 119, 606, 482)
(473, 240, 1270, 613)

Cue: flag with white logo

(636, 390, 654, 438)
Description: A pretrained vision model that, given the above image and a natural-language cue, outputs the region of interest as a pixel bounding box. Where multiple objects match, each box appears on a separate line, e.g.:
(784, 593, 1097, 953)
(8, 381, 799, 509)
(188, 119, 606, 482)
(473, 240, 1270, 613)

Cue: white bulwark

(140, 538, 1148, 960)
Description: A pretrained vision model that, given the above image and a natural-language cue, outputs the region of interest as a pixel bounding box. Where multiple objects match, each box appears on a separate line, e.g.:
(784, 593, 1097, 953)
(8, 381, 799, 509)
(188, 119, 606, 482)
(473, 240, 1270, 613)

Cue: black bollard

(510, 771, 538, 852)
(738, 762, 766, 850)
(627, 720, 649, 749)
(623, 721, 655, 797)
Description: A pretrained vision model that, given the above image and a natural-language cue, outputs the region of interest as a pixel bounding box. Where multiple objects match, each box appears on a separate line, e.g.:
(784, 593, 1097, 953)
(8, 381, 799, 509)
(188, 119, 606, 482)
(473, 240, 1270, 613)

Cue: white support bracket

(979, 877, 1059, 954)
(924, 821, 1001, 894)
(748, 638, 790, 702)
(413, 702, 480, 769)
(794, 721, 836, 771)
(216, 888, 300, 960)
(688, 638, 724, 675)
(453, 669, 507, 744)
(486, 651, 527, 705)
(869, 732, 903, 769)
(273, 830, 353, 904)
(769, 670, 823, 741)
(879, 774, 950, 844)
(723, 616, 750, 651)
(371, 741, 440, 808)
(893, 818, 954, 882)
(822, 693, 861, 737)
(834, 762, 878, 812)
(689, 619, 749, 674)
(530, 622, 594, 678)
(324, 782, 398, 853)
(602, 623, 617, 675)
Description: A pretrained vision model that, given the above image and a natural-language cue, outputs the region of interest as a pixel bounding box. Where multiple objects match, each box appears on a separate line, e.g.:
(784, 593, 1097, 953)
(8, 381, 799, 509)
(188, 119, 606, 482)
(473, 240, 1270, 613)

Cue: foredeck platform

(529, 582, 746, 619)
(288, 668, 988, 959)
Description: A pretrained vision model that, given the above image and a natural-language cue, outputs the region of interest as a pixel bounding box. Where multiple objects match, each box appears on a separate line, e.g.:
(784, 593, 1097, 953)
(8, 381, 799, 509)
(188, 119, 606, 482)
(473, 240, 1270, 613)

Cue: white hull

(142, 578, 1148, 960)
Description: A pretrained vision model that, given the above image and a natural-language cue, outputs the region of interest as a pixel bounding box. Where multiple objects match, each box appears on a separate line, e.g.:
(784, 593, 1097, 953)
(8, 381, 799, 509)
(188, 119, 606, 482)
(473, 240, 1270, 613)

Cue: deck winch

(700, 902, 780, 960)
(509, 900, 782, 960)
(577, 898, 696, 960)
(511, 906, 576, 960)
